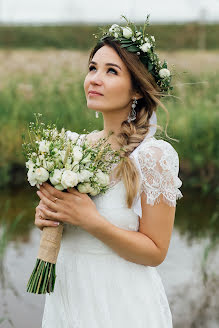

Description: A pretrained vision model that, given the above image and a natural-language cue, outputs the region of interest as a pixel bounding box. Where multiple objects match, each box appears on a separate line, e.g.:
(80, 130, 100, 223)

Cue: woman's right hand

(35, 200, 60, 231)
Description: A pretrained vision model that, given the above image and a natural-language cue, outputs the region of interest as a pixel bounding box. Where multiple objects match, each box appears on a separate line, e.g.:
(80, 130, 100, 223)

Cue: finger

(40, 206, 61, 222)
(42, 182, 64, 200)
(67, 187, 82, 199)
(36, 190, 59, 212)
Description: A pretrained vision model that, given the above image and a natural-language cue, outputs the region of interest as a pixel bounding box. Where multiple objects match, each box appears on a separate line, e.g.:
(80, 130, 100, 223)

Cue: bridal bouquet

(22, 113, 121, 294)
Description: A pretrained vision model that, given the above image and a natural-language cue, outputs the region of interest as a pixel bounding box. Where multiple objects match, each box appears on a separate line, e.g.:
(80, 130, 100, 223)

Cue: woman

(35, 17, 183, 327)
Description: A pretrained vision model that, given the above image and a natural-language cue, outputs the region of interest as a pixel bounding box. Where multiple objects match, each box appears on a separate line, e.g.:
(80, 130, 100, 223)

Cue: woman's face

(84, 45, 134, 114)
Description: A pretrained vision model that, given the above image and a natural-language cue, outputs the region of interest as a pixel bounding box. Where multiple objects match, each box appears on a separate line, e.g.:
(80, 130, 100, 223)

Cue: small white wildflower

(131, 37, 136, 42)
(139, 42, 152, 53)
(151, 35, 155, 42)
(136, 32, 141, 36)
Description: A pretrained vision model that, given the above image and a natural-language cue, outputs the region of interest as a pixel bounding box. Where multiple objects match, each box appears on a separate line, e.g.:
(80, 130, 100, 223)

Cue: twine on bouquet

(26, 222, 65, 294)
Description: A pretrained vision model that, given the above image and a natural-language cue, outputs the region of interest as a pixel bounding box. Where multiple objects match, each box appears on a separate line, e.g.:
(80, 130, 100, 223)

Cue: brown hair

(88, 36, 177, 208)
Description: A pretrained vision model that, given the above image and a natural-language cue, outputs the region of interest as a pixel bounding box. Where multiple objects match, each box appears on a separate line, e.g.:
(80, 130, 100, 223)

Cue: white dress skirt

(41, 136, 183, 328)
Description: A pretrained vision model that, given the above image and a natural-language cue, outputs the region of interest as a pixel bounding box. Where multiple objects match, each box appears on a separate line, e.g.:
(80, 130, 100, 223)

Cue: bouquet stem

(26, 223, 64, 294)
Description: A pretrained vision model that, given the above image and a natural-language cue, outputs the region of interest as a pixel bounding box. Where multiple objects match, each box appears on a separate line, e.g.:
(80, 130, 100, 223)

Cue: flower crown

(93, 14, 174, 95)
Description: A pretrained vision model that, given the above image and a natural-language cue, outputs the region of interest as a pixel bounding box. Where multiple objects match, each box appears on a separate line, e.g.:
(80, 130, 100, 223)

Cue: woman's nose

(90, 72, 103, 85)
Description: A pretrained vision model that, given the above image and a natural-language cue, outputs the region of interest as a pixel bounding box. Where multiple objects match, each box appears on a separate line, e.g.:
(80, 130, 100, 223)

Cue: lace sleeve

(137, 139, 183, 207)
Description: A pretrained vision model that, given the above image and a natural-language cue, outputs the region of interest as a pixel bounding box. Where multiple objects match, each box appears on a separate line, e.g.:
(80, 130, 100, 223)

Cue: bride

(35, 16, 183, 328)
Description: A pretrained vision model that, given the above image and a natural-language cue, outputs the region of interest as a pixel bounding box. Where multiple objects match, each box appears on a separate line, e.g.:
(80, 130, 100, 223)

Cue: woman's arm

(81, 192, 176, 267)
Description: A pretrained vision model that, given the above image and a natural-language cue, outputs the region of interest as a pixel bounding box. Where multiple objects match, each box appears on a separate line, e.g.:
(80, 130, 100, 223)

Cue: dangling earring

(127, 97, 137, 123)
(95, 111, 99, 118)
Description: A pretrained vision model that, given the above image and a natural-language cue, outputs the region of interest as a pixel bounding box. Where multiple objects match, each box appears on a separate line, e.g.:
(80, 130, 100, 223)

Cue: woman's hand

(35, 200, 60, 231)
(36, 182, 100, 229)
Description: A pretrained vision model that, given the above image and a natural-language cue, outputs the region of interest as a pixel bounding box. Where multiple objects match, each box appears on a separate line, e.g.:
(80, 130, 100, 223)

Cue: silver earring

(127, 97, 137, 123)
(95, 111, 99, 118)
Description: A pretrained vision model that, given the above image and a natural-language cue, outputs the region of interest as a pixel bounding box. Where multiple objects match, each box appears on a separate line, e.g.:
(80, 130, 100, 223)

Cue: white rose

(159, 68, 170, 78)
(34, 167, 49, 183)
(49, 169, 63, 185)
(78, 169, 93, 183)
(77, 182, 94, 194)
(95, 170, 110, 186)
(81, 152, 92, 164)
(89, 187, 100, 196)
(122, 27, 133, 39)
(66, 131, 79, 143)
(54, 184, 65, 191)
(73, 146, 83, 163)
(139, 42, 151, 53)
(27, 168, 37, 186)
(61, 170, 78, 189)
(39, 140, 50, 153)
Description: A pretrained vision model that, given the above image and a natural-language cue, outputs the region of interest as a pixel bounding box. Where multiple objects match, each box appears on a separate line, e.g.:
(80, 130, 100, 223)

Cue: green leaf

(148, 61, 153, 72)
(126, 45, 139, 52)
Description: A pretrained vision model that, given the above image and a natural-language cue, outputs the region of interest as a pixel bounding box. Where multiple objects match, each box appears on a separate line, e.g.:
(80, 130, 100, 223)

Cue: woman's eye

(89, 65, 96, 71)
(108, 68, 117, 74)
(88, 66, 117, 75)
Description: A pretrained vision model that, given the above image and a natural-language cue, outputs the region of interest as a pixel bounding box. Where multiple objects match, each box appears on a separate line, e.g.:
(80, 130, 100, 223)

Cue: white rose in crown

(61, 170, 78, 189)
(49, 169, 63, 185)
(39, 140, 50, 153)
(95, 169, 110, 186)
(159, 68, 170, 78)
(77, 182, 94, 194)
(78, 169, 93, 183)
(66, 131, 79, 143)
(73, 146, 83, 163)
(139, 42, 151, 53)
(122, 27, 133, 39)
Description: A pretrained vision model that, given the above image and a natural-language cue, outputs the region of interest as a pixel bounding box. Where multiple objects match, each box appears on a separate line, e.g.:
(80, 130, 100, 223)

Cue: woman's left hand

(36, 182, 100, 230)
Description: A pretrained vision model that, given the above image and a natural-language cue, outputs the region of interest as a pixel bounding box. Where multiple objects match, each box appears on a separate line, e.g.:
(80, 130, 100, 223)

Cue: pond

(0, 185, 218, 328)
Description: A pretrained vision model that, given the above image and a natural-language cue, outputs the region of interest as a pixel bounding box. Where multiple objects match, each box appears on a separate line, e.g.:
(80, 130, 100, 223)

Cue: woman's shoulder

(138, 136, 180, 159)
(136, 136, 181, 176)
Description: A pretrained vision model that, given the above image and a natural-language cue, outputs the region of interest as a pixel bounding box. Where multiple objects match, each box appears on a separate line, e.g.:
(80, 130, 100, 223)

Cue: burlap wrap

(37, 223, 64, 264)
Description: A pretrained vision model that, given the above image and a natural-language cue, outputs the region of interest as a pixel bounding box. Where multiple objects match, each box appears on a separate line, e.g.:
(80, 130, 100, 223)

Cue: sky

(0, 0, 219, 24)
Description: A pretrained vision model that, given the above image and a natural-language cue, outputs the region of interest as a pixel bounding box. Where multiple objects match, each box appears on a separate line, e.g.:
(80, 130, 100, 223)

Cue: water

(0, 185, 218, 328)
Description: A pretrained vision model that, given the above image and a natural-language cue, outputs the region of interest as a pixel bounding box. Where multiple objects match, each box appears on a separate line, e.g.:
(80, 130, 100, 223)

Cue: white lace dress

(42, 135, 183, 328)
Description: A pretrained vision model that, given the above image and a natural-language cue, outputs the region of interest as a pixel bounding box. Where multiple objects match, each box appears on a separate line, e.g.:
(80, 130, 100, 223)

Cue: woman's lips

(88, 91, 103, 96)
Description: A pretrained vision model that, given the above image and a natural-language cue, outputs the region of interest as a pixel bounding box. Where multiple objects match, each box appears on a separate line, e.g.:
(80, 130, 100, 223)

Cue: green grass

(0, 23, 218, 50)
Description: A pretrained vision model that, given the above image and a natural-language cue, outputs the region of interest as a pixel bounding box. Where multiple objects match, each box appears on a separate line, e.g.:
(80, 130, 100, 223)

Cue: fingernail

(54, 222, 60, 225)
